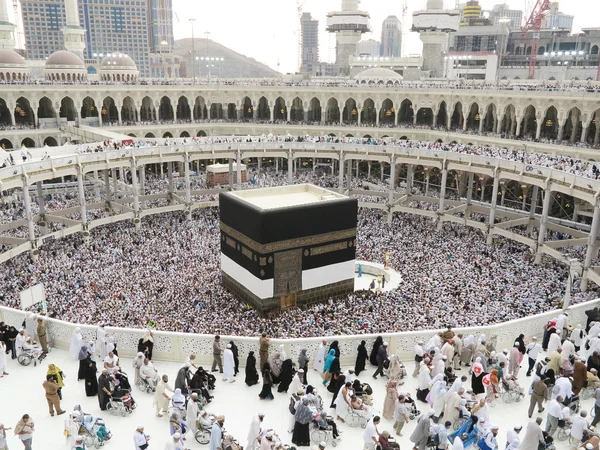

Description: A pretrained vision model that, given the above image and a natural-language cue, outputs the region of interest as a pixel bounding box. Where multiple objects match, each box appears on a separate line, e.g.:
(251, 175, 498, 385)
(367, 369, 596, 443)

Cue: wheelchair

(556, 419, 571, 442)
(581, 386, 595, 401)
(17, 346, 46, 367)
(344, 406, 368, 429)
(310, 415, 339, 448)
(501, 382, 524, 403)
(135, 377, 155, 394)
(195, 424, 212, 445)
(408, 401, 421, 420)
(106, 389, 133, 417)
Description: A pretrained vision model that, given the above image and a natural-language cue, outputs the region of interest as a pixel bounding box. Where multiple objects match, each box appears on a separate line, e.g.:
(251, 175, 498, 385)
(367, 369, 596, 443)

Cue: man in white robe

(96, 324, 107, 361)
(247, 413, 265, 450)
(140, 358, 160, 389)
(223, 344, 235, 383)
(520, 418, 544, 450)
(441, 341, 455, 369)
(164, 432, 184, 450)
(153, 374, 173, 417)
(509, 343, 521, 377)
(314, 340, 326, 373)
(186, 393, 200, 431)
(69, 328, 82, 360)
(444, 389, 463, 426)
(15, 329, 27, 357)
(133, 425, 150, 450)
(0, 341, 8, 377)
(561, 339, 575, 361)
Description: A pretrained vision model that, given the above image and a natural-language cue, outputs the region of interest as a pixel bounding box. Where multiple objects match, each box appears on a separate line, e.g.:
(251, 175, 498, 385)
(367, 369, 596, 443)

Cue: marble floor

(0, 345, 589, 450)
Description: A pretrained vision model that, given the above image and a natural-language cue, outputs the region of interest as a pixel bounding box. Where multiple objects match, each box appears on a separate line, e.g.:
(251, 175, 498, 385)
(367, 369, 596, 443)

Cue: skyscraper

(380, 15, 401, 57)
(300, 12, 319, 73)
(19, 0, 174, 76)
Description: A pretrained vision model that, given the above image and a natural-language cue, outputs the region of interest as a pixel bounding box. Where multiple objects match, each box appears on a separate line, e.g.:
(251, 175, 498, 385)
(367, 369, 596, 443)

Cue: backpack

(289, 395, 298, 415)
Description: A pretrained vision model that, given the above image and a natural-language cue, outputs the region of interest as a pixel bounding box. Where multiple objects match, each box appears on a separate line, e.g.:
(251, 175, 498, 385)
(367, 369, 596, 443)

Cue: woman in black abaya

(245, 351, 259, 386)
(370, 336, 383, 366)
(355, 340, 368, 375)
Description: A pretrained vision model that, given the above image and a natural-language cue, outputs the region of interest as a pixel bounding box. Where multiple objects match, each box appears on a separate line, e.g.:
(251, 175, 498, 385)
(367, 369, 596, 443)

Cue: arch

(21, 137, 35, 148)
(145, 132, 155, 138)
(325, 97, 340, 124)
(500, 104, 516, 135)
(43, 136, 58, 146)
(37, 96, 56, 120)
(345, 134, 354, 137)
(159, 96, 174, 121)
(398, 99, 414, 124)
(327, 133, 336, 137)
(176, 96, 191, 122)
(343, 97, 357, 124)
(519, 105, 537, 138)
(399, 135, 408, 140)
(592, 45, 599, 55)
(194, 96, 207, 120)
(87, 66, 97, 74)
(363, 134, 372, 139)
(180, 131, 190, 138)
(257, 96, 269, 120)
(562, 107, 582, 143)
(121, 96, 137, 123)
(102, 96, 119, 123)
(588, 109, 600, 145)
(0, 138, 13, 149)
(273, 97, 287, 121)
(482, 103, 497, 133)
(0, 97, 11, 125)
(140, 96, 156, 121)
(226, 103, 236, 120)
(127, 133, 137, 137)
(379, 98, 395, 124)
(450, 102, 463, 129)
(466, 102, 480, 131)
(537, 46, 545, 55)
(436, 101, 448, 129)
(80, 96, 98, 119)
(416, 107, 433, 126)
(541, 105, 559, 140)
(163, 132, 173, 138)
(209, 103, 223, 120)
(290, 97, 303, 123)
(197, 130, 207, 137)
(14, 97, 34, 126)
(361, 98, 376, 124)
(308, 97, 321, 122)
(241, 96, 253, 120)
(59, 96, 76, 122)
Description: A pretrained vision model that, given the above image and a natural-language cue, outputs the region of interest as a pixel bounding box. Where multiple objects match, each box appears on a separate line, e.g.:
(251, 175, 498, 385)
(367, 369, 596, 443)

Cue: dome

(100, 53, 137, 69)
(0, 49, 26, 67)
(45, 50, 85, 68)
(354, 67, 403, 82)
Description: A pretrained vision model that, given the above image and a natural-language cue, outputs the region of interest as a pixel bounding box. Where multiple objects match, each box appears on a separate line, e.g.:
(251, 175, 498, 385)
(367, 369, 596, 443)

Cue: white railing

(1, 299, 597, 367)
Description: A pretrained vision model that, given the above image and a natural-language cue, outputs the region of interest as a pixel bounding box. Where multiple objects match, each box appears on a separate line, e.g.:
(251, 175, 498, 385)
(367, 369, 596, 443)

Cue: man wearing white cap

(260, 431, 274, 450)
(164, 432, 184, 450)
(570, 325, 586, 352)
(72, 435, 86, 450)
(413, 341, 425, 377)
(505, 425, 522, 449)
(223, 344, 235, 383)
(186, 393, 200, 431)
(373, 342, 388, 379)
(15, 329, 27, 357)
(247, 412, 265, 449)
(312, 441, 327, 450)
(133, 425, 150, 450)
(478, 425, 499, 450)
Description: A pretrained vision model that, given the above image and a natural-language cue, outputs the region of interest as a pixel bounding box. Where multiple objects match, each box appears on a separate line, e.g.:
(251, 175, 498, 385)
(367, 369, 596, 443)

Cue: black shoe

(526, 372, 531, 377)
(211, 369, 218, 372)
(455, 368, 461, 371)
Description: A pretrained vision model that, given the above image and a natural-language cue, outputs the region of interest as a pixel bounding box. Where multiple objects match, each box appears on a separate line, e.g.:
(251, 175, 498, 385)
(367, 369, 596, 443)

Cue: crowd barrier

(1, 297, 598, 367)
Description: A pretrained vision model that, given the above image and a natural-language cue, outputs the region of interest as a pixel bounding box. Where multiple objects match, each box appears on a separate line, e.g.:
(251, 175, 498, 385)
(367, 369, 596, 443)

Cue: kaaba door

(274, 249, 302, 308)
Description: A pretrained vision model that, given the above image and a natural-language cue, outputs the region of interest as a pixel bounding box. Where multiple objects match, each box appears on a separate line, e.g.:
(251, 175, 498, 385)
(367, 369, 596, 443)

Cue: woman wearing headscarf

(410, 409, 435, 450)
(427, 374, 445, 407)
(370, 336, 383, 366)
(172, 388, 186, 410)
(483, 370, 498, 404)
(277, 359, 294, 393)
(329, 341, 340, 358)
(460, 335, 475, 367)
(245, 351, 259, 386)
(417, 362, 432, 402)
(329, 374, 346, 407)
(292, 397, 314, 446)
(471, 357, 485, 395)
(258, 362, 274, 400)
(587, 351, 600, 373)
(298, 349, 309, 385)
(229, 341, 239, 376)
(269, 351, 283, 384)
(278, 344, 287, 361)
(83, 358, 98, 397)
(383, 379, 399, 420)
(47, 363, 65, 399)
(355, 340, 368, 375)
(69, 327, 83, 360)
(322, 349, 336, 385)
(132, 352, 145, 384)
(388, 355, 404, 382)
(141, 329, 154, 360)
(77, 341, 94, 381)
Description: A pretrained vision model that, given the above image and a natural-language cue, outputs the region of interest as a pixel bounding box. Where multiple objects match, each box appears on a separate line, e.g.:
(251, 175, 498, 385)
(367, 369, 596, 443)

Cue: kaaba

(219, 184, 358, 312)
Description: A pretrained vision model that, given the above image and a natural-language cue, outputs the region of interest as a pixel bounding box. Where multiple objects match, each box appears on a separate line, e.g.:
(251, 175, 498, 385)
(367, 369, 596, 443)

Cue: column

(357, 104, 362, 126)
(480, 179, 487, 202)
(78, 168, 88, 228)
(131, 161, 140, 217)
(515, 116, 522, 137)
(9, 102, 15, 126)
(425, 170, 431, 197)
(36, 181, 47, 235)
(184, 154, 191, 204)
(55, 104, 61, 127)
(581, 201, 600, 291)
(287, 149, 293, 184)
(388, 160, 396, 203)
(478, 116, 484, 134)
(303, 110, 309, 123)
(487, 174, 500, 245)
(258, 157, 262, 178)
(104, 170, 111, 205)
(22, 178, 36, 246)
(117, 107, 122, 125)
(465, 171, 474, 220)
(406, 164, 413, 194)
(594, 122, 600, 146)
(375, 107, 380, 127)
(275, 158, 279, 173)
(228, 159, 233, 190)
(534, 185, 552, 264)
(338, 153, 345, 194)
(269, 104, 274, 122)
(462, 112, 468, 131)
(557, 116, 565, 142)
(236, 150, 242, 190)
(346, 158, 352, 189)
(286, 109, 291, 122)
(380, 162, 384, 182)
(367, 162, 372, 179)
(527, 185, 539, 234)
(570, 113, 579, 143)
(139, 166, 145, 198)
(496, 116, 503, 134)
(312, 158, 315, 173)
(581, 124, 589, 144)
(521, 186, 528, 211)
(500, 183, 507, 206)
(572, 202, 580, 223)
(446, 114, 451, 130)
(394, 110, 399, 126)
(413, 109, 417, 126)
(167, 162, 174, 199)
(93, 170, 100, 198)
(438, 168, 448, 215)
(432, 112, 437, 128)
(535, 119, 543, 140)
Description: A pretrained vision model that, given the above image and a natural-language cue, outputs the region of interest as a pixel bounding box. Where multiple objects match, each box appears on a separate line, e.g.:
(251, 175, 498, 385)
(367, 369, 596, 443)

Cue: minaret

(0, 0, 16, 49)
(326, 0, 370, 76)
(62, 0, 86, 59)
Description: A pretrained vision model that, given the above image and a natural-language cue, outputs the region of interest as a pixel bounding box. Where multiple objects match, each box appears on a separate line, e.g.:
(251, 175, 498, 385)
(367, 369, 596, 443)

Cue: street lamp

(189, 18, 197, 83)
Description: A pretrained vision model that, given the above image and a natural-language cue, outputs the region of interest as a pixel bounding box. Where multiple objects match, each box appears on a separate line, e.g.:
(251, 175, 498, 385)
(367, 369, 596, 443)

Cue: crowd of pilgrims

(0, 184, 594, 336)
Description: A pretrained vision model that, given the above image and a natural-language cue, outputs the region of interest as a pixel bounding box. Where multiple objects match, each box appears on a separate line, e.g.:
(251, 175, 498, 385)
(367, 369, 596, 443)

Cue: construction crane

(521, 0, 550, 79)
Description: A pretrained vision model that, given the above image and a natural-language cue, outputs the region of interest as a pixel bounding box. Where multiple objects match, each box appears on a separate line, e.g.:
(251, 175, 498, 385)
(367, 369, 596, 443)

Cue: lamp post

(188, 18, 197, 83)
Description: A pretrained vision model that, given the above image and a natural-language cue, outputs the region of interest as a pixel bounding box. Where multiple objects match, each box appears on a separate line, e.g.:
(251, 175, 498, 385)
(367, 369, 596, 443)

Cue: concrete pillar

(581, 125, 589, 144)
(406, 164, 413, 193)
(570, 112, 579, 143)
(104, 170, 111, 204)
(380, 163, 384, 182)
(439, 168, 448, 214)
(36, 181, 47, 235)
(111, 168, 119, 200)
(500, 183, 507, 206)
(167, 162, 174, 198)
(478, 116, 484, 134)
(338, 154, 345, 194)
(534, 185, 552, 264)
(425, 170, 431, 197)
(573, 202, 580, 223)
(375, 107, 380, 127)
(487, 174, 500, 245)
(480, 179, 487, 202)
(557, 116, 565, 142)
(581, 201, 600, 291)
(497, 114, 503, 134)
(22, 178, 36, 245)
(183, 154, 191, 205)
(92, 170, 100, 198)
(446, 113, 451, 130)
(286, 108, 291, 122)
(269, 104, 274, 122)
(527, 185, 539, 234)
(139, 166, 145, 197)
(303, 110, 309, 123)
(275, 158, 279, 173)
(462, 113, 468, 131)
(9, 102, 15, 126)
(394, 110, 399, 126)
(117, 107, 122, 125)
(521, 187, 528, 211)
(536, 118, 543, 140)
(228, 159, 233, 190)
(367, 162, 372, 179)
(312, 158, 315, 173)
(258, 157, 262, 178)
(388, 160, 396, 203)
(357, 105, 362, 126)
(515, 116, 522, 137)
(432, 112, 437, 128)
(287, 149, 293, 184)
(594, 122, 600, 146)
(78, 168, 87, 227)
(465, 171, 474, 220)
(131, 162, 140, 215)
(236, 150, 242, 190)
(346, 158, 352, 189)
